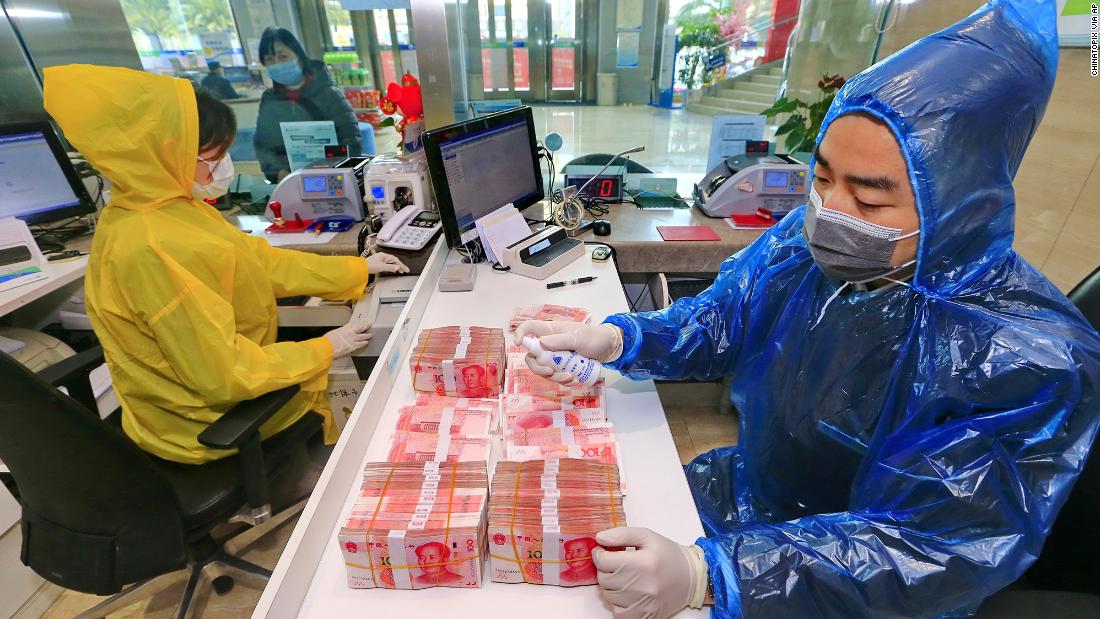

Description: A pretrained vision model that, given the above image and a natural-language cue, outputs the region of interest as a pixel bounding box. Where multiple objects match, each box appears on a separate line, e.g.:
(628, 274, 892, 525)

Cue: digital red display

(566, 175, 622, 200)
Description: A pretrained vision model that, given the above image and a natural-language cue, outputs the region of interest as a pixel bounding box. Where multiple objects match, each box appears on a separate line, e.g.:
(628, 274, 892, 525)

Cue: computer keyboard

(276, 295, 311, 307)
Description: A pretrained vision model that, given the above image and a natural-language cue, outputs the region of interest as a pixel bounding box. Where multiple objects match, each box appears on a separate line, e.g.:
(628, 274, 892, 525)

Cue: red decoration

(379, 72, 425, 146)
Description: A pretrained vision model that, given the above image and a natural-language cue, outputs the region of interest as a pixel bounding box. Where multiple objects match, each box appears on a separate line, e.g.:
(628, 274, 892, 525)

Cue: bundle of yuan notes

(508, 304, 591, 332)
(387, 395, 498, 463)
(502, 368, 624, 490)
(488, 459, 625, 586)
(410, 326, 505, 398)
(339, 461, 489, 589)
(502, 367, 606, 427)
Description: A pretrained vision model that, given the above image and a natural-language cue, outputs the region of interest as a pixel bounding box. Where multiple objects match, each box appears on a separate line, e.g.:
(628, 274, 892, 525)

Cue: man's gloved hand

(514, 321, 624, 384)
(366, 252, 410, 275)
(593, 527, 709, 619)
(324, 318, 373, 358)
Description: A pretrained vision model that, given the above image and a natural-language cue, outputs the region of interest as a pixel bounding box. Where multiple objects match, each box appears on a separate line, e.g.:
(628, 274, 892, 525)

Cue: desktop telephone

(376, 207, 442, 251)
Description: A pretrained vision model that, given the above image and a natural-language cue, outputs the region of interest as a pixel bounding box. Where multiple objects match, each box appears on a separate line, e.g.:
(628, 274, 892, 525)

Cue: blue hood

(818, 0, 1058, 294)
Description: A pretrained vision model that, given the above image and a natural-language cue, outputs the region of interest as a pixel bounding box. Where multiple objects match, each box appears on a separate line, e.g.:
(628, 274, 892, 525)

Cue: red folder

(657, 226, 721, 241)
(729, 214, 775, 229)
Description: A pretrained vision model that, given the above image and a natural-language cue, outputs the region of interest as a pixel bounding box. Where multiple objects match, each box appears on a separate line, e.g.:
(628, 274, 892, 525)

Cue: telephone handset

(378, 206, 419, 242)
(376, 207, 443, 251)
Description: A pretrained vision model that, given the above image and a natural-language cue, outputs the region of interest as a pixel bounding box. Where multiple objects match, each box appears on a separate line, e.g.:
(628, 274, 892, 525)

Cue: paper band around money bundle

(442, 359, 457, 393)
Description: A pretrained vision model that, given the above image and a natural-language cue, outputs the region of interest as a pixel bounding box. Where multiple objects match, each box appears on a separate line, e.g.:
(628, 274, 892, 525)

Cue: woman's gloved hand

(324, 318, 373, 358)
(366, 252, 410, 275)
(593, 527, 709, 619)
(515, 321, 624, 384)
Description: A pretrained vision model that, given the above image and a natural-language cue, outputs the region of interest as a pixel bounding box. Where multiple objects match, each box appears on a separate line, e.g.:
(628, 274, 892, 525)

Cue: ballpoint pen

(546, 276, 597, 289)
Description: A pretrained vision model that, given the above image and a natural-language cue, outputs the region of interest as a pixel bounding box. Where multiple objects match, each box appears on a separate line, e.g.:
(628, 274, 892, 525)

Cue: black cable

(91, 174, 105, 206)
(491, 263, 511, 272)
(31, 215, 93, 254)
(629, 274, 660, 312)
(457, 237, 486, 264)
(539, 146, 556, 203)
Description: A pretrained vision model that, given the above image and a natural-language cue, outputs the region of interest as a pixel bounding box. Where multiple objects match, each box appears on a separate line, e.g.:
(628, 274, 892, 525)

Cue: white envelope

(475, 203, 532, 268)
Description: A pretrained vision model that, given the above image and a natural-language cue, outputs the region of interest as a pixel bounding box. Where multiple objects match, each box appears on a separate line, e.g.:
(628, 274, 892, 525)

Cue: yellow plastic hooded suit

(43, 65, 370, 463)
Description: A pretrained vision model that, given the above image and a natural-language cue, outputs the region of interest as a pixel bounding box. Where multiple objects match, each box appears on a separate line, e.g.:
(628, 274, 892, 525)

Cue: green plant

(676, 21, 721, 91)
(120, 0, 181, 49)
(761, 74, 846, 153)
(180, 0, 235, 33)
(675, 1, 754, 91)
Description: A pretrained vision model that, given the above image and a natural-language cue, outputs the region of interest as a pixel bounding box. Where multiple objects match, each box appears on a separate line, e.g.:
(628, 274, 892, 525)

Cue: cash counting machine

(265, 154, 435, 229)
(266, 156, 373, 224)
(694, 153, 810, 218)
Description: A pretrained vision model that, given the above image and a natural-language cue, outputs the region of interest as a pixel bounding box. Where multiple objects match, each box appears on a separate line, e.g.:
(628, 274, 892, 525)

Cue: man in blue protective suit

(516, 1, 1100, 617)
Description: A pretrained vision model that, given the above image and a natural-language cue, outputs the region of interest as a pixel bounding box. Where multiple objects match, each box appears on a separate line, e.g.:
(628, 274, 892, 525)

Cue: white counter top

(255, 241, 707, 618)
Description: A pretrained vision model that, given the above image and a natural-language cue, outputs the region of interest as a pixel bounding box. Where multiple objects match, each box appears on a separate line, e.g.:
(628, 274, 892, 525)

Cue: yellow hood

(44, 64, 198, 211)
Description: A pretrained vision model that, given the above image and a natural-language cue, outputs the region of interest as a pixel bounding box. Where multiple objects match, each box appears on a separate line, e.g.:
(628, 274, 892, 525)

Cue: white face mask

(192, 154, 234, 201)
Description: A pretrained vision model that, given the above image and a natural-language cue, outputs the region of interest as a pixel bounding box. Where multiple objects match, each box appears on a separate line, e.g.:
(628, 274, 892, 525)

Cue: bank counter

(253, 240, 708, 618)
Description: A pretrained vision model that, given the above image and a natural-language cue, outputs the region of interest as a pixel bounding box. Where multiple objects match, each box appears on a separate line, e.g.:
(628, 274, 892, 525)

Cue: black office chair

(975, 265, 1100, 616)
(0, 347, 324, 619)
(564, 154, 653, 174)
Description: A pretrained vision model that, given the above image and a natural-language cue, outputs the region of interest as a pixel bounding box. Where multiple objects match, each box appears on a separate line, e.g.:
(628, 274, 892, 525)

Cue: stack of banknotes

(338, 461, 489, 589)
(410, 326, 505, 397)
(387, 394, 499, 463)
(488, 459, 625, 586)
(508, 304, 591, 332)
(502, 367, 624, 490)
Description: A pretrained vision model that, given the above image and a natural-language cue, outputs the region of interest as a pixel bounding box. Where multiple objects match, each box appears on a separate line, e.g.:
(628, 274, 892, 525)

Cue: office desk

(254, 241, 707, 618)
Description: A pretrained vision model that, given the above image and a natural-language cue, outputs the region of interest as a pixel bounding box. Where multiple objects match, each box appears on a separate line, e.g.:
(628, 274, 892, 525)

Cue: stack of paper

(475, 203, 531, 266)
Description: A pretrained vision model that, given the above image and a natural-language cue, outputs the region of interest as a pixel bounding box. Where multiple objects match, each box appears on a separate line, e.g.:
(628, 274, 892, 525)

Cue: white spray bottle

(522, 336, 603, 386)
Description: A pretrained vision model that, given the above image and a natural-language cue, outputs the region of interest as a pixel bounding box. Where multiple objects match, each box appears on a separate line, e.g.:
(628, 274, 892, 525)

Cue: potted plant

(761, 73, 846, 159)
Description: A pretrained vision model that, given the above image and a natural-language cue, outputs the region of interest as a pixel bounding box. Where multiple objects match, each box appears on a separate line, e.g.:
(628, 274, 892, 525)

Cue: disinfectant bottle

(522, 336, 602, 386)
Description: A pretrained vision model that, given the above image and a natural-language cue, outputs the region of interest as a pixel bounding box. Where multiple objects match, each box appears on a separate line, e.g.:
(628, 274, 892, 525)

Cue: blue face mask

(266, 59, 303, 86)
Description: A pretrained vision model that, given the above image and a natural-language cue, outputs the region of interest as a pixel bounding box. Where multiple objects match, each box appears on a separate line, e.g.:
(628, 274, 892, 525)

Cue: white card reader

(500, 225, 585, 280)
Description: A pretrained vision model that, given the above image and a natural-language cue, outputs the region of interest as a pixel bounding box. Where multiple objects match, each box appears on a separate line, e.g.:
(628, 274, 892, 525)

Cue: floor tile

(666, 416, 698, 465)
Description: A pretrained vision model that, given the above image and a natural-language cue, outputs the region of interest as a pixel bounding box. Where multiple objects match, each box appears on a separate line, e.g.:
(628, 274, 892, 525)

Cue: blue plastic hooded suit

(603, 1, 1100, 616)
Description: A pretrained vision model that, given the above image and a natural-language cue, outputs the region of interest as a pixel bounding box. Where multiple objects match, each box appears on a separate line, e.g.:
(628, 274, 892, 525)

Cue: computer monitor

(422, 106, 543, 248)
(0, 122, 96, 224)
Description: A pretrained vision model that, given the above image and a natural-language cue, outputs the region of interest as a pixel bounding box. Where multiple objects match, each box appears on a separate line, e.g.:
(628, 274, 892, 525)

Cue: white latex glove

(324, 318, 373, 358)
(366, 252, 410, 275)
(593, 527, 709, 619)
(514, 321, 624, 384)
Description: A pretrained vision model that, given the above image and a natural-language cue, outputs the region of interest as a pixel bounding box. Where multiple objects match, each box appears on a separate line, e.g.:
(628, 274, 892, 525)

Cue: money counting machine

(694, 153, 810, 218)
(264, 154, 434, 228)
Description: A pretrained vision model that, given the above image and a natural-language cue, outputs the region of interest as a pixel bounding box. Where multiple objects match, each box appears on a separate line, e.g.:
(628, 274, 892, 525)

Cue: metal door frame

(467, 0, 584, 103)
(542, 0, 583, 102)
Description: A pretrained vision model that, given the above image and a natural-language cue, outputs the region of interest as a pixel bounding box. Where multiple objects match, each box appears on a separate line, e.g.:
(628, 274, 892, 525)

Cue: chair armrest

(198, 385, 301, 518)
(197, 385, 301, 450)
(36, 347, 106, 413)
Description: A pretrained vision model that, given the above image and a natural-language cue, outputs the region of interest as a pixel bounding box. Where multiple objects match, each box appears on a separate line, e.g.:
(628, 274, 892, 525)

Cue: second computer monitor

(422, 106, 544, 248)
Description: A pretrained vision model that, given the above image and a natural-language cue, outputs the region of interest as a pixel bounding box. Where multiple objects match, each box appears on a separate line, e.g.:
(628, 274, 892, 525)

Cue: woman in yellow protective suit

(42, 65, 407, 464)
